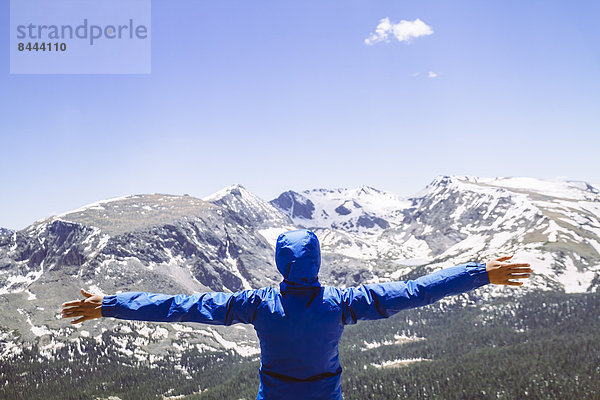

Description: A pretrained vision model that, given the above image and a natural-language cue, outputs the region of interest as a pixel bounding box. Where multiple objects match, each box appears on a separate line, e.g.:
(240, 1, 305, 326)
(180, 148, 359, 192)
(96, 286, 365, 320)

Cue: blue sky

(1, 0, 599, 230)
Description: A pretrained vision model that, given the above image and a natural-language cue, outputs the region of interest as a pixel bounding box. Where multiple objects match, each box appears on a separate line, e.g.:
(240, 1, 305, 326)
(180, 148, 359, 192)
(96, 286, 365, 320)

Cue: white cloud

(411, 71, 439, 78)
(365, 18, 433, 45)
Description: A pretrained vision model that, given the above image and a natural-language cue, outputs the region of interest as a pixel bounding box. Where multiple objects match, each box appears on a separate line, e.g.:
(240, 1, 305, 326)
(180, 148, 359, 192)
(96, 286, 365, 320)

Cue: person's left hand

(61, 289, 104, 324)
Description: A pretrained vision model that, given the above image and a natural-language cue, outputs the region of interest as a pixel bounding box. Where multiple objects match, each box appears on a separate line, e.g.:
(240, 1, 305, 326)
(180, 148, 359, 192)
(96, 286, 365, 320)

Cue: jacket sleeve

(340, 262, 489, 325)
(101, 289, 260, 325)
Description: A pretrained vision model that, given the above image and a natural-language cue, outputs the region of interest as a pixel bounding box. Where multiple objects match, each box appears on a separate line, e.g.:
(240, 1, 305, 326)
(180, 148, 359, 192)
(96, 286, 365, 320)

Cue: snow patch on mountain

(371, 357, 432, 369)
(0, 260, 45, 295)
(258, 227, 288, 249)
(478, 177, 600, 200)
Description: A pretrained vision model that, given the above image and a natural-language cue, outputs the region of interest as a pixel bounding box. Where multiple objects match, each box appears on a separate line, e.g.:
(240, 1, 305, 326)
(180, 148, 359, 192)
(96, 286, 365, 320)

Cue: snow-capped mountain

(1, 193, 283, 297)
(0, 191, 292, 364)
(271, 186, 409, 232)
(1, 175, 599, 369)
(270, 176, 600, 294)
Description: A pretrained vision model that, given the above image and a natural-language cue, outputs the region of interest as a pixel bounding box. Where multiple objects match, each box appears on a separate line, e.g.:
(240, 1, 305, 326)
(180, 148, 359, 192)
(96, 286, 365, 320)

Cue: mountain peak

(202, 184, 251, 202)
(204, 185, 291, 227)
(427, 175, 459, 188)
(354, 185, 382, 196)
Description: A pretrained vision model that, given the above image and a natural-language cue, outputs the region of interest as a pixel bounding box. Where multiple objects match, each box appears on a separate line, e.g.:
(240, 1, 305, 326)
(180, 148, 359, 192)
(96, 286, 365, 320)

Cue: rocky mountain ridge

(1, 175, 599, 370)
(271, 176, 600, 293)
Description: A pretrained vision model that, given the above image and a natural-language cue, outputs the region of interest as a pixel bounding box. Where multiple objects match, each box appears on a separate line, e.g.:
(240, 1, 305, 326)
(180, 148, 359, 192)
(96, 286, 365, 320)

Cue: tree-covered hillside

(2, 290, 599, 400)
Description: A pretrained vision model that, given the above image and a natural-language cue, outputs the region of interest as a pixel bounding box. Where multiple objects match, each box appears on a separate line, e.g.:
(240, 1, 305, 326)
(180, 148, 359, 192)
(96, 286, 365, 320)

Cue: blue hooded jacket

(102, 229, 490, 399)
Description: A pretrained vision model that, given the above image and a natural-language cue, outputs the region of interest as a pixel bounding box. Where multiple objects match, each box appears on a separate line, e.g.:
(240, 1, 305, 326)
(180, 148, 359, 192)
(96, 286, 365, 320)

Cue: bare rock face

(271, 190, 316, 220)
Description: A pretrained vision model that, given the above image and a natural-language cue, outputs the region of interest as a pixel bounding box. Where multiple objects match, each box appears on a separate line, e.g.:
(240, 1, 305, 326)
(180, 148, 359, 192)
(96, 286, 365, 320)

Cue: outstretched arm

(61, 288, 261, 326)
(340, 255, 532, 325)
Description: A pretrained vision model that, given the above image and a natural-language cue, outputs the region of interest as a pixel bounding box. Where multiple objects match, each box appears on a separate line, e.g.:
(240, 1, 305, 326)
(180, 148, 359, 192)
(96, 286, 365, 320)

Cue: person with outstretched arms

(61, 229, 533, 400)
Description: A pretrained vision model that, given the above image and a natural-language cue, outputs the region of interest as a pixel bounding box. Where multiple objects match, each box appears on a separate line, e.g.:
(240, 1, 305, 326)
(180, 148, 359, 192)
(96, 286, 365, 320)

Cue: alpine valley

(1, 176, 599, 400)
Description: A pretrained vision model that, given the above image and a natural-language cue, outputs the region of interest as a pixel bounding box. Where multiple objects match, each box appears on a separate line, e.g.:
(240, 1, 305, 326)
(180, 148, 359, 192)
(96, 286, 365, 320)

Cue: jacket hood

(275, 229, 321, 290)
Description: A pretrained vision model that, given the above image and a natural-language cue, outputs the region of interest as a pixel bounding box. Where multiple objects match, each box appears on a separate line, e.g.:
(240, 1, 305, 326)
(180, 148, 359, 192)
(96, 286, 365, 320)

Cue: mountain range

(1, 175, 599, 397)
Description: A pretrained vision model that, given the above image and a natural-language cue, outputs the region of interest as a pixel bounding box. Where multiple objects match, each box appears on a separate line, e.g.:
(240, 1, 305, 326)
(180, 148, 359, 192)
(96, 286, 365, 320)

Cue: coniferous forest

(2, 290, 599, 400)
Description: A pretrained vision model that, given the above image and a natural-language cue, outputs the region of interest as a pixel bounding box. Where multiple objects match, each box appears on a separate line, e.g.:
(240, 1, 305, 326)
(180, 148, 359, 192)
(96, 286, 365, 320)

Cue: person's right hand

(486, 255, 532, 286)
(61, 288, 104, 324)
